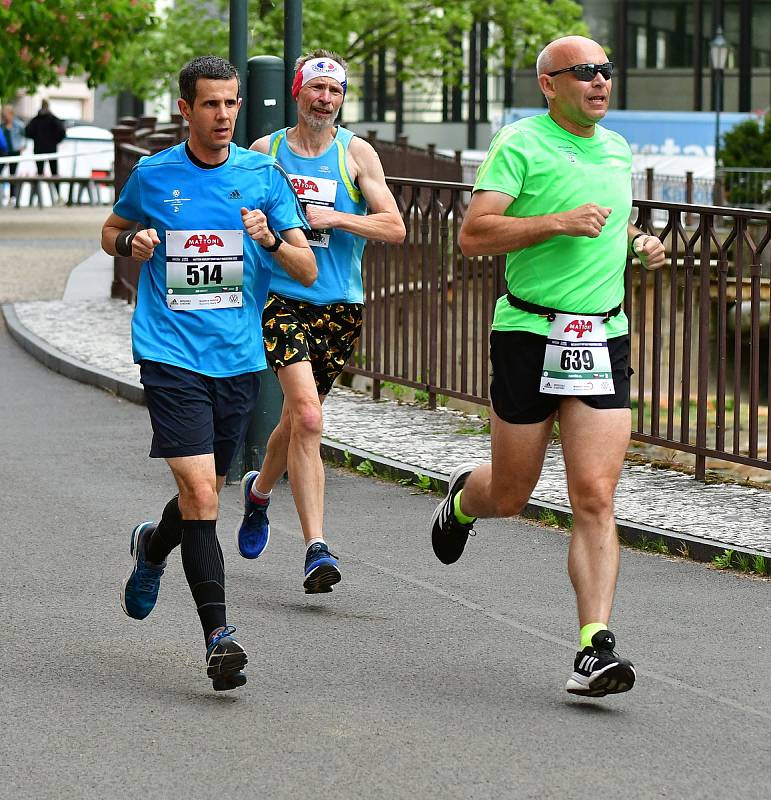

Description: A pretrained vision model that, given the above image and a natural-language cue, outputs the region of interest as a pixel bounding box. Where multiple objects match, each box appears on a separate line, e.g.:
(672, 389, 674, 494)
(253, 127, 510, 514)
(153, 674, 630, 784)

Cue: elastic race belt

(506, 292, 622, 323)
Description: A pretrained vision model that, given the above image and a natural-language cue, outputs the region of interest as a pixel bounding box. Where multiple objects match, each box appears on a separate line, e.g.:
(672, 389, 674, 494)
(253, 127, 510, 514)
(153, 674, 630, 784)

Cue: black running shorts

(140, 360, 260, 475)
(489, 330, 633, 424)
(262, 292, 364, 396)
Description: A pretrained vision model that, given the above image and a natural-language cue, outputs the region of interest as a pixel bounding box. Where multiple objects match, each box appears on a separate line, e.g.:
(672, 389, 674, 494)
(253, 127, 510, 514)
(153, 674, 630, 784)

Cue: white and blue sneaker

(120, 521, 165, 620)
(303, 542, 341, 594)
(234, 470, 270, 559)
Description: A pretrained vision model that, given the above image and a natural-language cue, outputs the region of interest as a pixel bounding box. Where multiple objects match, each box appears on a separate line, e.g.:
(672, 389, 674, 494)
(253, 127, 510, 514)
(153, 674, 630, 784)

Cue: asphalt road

(2, 319, 770, 800)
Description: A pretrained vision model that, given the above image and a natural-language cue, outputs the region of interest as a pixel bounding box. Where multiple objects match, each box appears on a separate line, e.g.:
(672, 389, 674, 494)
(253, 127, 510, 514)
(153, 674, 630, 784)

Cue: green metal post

(229, 0, 248, 146)
(284, 0, 303, 127)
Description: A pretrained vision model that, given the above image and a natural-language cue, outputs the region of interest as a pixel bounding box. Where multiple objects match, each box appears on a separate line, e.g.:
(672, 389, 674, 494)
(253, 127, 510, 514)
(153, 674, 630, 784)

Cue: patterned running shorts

(262, 292, 364, 395)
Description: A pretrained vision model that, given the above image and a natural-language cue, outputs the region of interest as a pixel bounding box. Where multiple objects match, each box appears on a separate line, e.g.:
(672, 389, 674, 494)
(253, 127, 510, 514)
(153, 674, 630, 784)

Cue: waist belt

(506, 292, 622, 323)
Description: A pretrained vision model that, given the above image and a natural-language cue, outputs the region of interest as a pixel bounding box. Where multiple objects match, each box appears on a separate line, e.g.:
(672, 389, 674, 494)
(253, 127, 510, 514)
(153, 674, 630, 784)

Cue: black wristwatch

(261, 227, 283, 253)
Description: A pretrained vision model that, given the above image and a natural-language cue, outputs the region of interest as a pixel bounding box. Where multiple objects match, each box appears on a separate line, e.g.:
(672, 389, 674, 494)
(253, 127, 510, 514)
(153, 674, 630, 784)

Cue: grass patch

(711, 548, 770, 576)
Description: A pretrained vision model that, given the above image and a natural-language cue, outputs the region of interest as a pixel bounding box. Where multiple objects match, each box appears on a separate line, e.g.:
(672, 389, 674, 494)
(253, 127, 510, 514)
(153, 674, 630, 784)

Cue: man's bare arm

(304, 138, 405, 244)
(459, 190, 612, 257)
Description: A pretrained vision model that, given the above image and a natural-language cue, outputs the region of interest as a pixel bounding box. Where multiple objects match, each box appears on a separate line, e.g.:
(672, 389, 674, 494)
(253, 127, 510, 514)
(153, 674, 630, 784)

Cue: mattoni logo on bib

(564, 318, 593, 338)
(184, 233, 225, 254)
(291, 178, 319, 195)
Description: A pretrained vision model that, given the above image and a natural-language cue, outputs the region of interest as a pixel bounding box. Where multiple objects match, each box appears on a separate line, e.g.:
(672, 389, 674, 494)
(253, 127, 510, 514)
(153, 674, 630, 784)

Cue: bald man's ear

(538, 74, 556, 100)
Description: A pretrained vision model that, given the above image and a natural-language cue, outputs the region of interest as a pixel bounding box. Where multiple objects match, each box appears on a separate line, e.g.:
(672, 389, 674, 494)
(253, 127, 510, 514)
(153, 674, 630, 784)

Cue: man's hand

(559, 203, 612, 238)
(132, 228, 160, 261)
(304, 203, 337, 230)
(632, 234, 666, 270)
(241, 207, 274, 247)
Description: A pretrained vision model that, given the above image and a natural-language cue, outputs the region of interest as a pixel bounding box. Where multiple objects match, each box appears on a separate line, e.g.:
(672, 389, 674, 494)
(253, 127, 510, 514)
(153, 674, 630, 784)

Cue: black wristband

(261, 227, 283, 253)
(115, 229, 136, 257)
(629, 232, 646, 255)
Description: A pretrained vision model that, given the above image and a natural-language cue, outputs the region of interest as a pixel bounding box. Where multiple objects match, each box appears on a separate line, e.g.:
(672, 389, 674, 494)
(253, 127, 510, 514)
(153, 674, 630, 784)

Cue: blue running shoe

(206, 625, 248, 691)
(120, 521, 165, 620)
(234, 470, 270, 559)
(303, 542, 341, 594)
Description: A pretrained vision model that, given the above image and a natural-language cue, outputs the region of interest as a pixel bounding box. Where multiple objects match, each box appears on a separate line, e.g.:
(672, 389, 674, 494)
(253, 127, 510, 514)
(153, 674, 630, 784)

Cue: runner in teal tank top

(430, 36, 666, 700)
(235, 49, 405, 593)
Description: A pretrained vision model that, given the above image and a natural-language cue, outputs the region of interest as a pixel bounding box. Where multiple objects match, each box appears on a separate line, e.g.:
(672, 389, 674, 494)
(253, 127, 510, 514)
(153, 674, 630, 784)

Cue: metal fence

(352, 178, 771, 480)
(111, 128, 771, 479)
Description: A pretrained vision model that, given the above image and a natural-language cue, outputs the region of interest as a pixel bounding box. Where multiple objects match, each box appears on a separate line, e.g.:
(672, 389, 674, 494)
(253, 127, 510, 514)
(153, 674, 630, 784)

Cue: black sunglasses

(546, 62, 614, 81)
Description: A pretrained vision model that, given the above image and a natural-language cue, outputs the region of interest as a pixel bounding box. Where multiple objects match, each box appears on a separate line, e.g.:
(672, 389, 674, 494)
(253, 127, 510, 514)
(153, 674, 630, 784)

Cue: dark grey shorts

(140, 360, 260, 475)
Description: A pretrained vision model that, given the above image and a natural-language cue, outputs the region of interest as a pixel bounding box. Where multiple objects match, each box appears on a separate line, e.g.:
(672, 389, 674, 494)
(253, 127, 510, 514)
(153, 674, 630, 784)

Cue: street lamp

(710, 26, 729, 203)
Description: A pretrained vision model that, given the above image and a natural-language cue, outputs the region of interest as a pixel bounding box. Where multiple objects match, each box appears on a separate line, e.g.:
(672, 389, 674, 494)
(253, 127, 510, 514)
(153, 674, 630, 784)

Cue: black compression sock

(180, 519, 226, 641)
(146, 495, 183, 564)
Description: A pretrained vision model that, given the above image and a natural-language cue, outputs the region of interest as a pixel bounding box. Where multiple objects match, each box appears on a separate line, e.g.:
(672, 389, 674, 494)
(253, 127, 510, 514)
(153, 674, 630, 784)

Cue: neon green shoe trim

(580, 622, 608, 650)
(453, 490, 476, 525)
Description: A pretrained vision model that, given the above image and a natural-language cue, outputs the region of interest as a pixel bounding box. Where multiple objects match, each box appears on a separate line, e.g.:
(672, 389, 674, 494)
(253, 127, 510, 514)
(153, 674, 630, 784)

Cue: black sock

(180, 519, 226, 642)
(146, 495, 183, 564)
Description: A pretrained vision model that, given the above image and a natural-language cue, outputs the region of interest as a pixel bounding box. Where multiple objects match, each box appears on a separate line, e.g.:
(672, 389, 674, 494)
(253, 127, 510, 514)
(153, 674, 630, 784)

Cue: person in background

(1, 105, 27, 207)
(237, 49, 405, 593)
(25, 100, 66, 199)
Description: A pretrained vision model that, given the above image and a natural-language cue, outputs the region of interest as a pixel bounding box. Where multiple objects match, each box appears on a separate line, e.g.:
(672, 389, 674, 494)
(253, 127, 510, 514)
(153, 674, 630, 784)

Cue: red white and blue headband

(291, 57, 347, 99)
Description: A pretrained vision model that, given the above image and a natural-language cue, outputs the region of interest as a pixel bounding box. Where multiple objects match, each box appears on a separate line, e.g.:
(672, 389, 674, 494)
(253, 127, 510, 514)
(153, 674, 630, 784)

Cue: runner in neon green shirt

(477, 112, 632, 339)
(430, 35, 666, 699)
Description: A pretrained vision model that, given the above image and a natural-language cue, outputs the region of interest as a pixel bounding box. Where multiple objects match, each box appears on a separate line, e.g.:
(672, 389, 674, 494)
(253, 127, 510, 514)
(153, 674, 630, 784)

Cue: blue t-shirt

(267, 126, 367, 304)
(113, 142, 305, 377)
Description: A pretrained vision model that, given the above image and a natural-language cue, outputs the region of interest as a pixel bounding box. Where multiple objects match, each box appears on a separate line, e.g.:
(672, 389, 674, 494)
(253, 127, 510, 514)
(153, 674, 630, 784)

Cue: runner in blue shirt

(101, 55, 316, 691)
(235, 49, 405, 594)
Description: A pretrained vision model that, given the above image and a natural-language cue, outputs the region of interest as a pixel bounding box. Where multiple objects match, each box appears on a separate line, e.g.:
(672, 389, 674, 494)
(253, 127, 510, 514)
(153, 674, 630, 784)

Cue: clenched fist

(241, 207, 274, 248)
(559, 203, 612, 238)
(132, 228, 160, 261)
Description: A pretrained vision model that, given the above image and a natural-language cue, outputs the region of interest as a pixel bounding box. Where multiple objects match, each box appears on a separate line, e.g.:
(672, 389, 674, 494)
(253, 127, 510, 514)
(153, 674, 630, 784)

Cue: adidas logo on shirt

(228, 189, 242, 200)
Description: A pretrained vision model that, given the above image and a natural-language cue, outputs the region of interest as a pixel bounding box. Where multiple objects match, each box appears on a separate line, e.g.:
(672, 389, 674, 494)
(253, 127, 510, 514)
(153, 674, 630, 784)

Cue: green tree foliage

(0, 0, 154, 101)
(719, 113, 771, 206)
(105, 0, 587, 101)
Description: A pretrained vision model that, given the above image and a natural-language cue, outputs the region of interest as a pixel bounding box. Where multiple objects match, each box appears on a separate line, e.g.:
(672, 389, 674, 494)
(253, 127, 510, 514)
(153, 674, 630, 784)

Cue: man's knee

(491, 494, 528, 518)
(288, 397, 323, 439)
(569, 480, 616, 520)
(179, 482, 219, 519)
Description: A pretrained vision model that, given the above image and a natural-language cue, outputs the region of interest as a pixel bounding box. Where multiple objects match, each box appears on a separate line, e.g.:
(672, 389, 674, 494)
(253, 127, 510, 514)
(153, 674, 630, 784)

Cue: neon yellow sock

(580, 622, 608, 650)
(453, 489, 476, 524)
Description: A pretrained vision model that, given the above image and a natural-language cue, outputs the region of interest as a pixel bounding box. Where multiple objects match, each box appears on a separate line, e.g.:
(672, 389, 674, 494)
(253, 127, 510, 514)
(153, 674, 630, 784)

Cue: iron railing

(111, 128, 770, 479)
(352, 178, 771, 480)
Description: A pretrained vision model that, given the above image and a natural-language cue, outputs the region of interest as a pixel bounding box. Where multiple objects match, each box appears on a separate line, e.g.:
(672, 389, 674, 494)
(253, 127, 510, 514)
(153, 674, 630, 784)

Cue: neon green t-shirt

(474, 113, 633, 337)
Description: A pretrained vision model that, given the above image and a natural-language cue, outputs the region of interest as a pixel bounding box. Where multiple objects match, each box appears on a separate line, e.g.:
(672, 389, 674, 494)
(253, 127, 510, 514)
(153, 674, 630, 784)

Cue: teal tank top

(267, 126, 368, 304)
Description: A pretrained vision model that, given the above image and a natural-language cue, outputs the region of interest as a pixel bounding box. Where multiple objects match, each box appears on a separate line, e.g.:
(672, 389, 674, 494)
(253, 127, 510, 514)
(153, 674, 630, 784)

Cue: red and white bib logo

(184, 234, 224, 254)
(564, 319, 593, 338)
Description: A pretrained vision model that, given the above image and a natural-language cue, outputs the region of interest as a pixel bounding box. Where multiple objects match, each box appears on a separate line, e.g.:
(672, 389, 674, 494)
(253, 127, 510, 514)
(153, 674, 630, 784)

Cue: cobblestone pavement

(2, 214, 770, 557)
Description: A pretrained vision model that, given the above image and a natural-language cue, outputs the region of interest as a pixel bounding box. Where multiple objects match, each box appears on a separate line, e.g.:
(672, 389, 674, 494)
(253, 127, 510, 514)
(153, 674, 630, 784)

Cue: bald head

(536, 36, 608, 77)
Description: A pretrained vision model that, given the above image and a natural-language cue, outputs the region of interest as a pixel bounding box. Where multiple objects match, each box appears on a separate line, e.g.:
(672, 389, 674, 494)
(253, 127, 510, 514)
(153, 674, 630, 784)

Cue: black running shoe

(566, 629, 636, 697)
(206, 626, 248, 692)
(430, 463, 477, 564)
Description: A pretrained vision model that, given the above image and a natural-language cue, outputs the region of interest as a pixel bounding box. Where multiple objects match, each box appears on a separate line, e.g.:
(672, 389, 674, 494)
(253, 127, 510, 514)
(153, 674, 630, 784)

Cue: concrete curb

(2, 303, 145, 405)
(320, 440, 771, 566)
(4, 301, 767, 570)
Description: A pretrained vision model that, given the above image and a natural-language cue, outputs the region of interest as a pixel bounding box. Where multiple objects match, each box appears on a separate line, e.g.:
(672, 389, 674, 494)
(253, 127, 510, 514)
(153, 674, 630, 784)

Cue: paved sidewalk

(3, 250, 770, 559)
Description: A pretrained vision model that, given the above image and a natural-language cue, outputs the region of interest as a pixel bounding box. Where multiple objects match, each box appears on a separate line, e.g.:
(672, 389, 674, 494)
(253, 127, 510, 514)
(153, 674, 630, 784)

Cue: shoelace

(308, 545, 338, 559)
(136, 561, 163, 592)
(209, 625, 237, 650)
